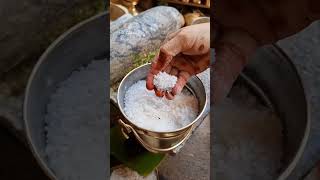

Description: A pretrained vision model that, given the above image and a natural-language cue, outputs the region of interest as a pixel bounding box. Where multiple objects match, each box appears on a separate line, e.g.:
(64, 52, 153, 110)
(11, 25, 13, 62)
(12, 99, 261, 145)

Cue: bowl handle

(118, 119, 193, 153)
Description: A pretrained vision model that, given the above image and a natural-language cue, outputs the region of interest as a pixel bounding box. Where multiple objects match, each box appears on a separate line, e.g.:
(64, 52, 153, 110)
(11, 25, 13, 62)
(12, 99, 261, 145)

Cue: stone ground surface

(158, 115, 210, 180)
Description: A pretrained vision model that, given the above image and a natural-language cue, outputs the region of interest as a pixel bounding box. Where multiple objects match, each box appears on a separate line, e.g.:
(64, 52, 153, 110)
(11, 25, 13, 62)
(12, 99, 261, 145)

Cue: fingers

(161, 66, 179, 99)
(165, 91, 174, 100)
(164, 68, 189, 100)
(146, 71, 155, 90)
(162, 23, 210, 57)
(148, 24, 210, 98)
(155, 69, 190, 99)
(162, 29, 209, 56)
(189, 53, 210, 74)
(165, 67, 179, 100)
(165, 29, 182, 43)
(196, 53, 210, 73)
(172, 71, 190, 96)
(164, 65, 172, 74)
(182, 24, 210, 55)
(155, 88, 164, 97)
(163, 53, 208, 99)
(161, 34, 186, 57)
(169, 67, 179, 76)
(146, 53, 172, 90)
(170, 55, 196, 76)
(149, 55, 194, 98)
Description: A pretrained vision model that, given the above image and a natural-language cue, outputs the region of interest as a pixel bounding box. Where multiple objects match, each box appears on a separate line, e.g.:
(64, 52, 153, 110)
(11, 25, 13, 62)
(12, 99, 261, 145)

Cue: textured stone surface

(110, 6, 184, 84)
(277, 21, 320, 179)
(158, 115, 210, 180)
(110, 14, 133, 34)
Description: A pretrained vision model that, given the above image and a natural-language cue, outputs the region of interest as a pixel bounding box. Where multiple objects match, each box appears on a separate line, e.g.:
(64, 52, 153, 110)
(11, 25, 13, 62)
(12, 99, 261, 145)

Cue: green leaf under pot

(110, 125, 165, 176)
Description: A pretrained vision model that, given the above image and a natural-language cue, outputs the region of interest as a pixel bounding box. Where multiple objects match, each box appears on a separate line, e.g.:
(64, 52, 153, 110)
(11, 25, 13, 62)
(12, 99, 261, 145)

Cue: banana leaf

(110, 125, 166, 176)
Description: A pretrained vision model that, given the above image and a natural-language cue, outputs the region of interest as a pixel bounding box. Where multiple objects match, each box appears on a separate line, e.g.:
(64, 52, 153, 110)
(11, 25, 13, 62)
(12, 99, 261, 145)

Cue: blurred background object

(110, 2, 129, 21)
(121, 0, 140, 16)
(184, 11, 201, 25)
(112, 0, 209, 25)
(166, 0, 210, 9)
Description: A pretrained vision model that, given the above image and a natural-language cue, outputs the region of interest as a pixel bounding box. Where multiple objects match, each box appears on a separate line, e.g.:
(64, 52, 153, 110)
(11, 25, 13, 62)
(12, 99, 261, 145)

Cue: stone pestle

(110, 6, 185, 84)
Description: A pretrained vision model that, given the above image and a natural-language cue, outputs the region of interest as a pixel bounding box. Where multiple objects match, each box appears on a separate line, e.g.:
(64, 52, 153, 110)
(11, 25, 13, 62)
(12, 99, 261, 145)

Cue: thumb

(213, 29, 258, 104)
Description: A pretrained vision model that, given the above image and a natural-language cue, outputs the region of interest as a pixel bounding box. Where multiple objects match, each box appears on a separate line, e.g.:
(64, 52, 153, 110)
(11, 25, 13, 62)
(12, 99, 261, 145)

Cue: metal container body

(117, 63, 207, 153)
(24, 12, 109, 179)
(242, 45, 310, 179)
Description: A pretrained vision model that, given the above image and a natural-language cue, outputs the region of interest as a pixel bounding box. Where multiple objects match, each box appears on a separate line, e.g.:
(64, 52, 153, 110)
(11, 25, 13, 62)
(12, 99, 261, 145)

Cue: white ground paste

(45, 60, 107, 180)
(124, 80, 198, 132)
(213, 84, 283, 180)
(153, 72, 177, 91)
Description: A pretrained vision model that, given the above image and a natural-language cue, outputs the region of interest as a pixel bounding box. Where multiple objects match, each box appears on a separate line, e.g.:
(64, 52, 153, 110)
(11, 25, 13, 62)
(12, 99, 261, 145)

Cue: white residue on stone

(124, 80, 198, 132)
(45, 60, 107, 180)
(153, 72, 177, 91)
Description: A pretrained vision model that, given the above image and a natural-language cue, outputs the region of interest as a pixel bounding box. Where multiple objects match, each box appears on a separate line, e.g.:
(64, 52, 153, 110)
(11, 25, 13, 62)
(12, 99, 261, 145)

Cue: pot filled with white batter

(117, 63, 207, 153)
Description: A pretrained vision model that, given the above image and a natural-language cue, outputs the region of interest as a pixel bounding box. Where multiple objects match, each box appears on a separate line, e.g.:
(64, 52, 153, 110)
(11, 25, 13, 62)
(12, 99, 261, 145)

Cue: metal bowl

(24, 12, 108, 179)
(117, 63, 207, 153)
(241, 45, 310, 179)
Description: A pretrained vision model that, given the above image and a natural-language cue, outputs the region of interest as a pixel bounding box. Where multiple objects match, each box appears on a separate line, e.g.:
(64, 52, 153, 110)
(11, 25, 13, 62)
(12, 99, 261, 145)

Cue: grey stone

(110, 14, 133, 34)
(158, 115, 210, 180)
(110, 6, 184, 84)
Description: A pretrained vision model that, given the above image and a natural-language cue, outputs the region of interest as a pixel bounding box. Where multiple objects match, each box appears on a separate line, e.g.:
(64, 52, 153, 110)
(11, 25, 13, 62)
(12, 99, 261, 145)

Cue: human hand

(213, 0, 320, 104)
(146, 23, 210, 100)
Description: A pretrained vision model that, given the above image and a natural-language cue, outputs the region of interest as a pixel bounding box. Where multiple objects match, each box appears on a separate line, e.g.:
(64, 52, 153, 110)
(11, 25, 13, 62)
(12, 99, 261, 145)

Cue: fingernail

(165, 91, 174, 100)
(155, 89, 164, 97)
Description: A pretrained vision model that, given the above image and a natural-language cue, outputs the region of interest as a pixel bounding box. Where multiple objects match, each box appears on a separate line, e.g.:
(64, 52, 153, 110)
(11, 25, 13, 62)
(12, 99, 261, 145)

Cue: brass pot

(110, 2, 129, 21)
(121, 0, 139, 16)
(117, 64, 207, 153)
